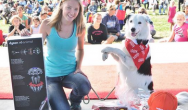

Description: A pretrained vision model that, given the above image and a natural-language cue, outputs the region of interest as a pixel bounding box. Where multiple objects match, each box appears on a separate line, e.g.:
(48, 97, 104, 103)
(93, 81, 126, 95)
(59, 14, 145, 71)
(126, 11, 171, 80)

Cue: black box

(7, 35, 49, 110)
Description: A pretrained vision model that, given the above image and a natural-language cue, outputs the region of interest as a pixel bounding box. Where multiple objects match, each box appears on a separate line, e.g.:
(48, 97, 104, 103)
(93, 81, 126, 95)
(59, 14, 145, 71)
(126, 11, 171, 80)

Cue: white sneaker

(159, 13, 161, 15)
(163, 13, 165, 15)
(153, 13, 155, 15)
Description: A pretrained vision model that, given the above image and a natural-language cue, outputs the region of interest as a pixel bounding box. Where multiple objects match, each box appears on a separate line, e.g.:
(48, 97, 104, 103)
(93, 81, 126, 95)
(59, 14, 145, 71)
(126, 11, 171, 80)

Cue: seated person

(40, 11, 48, 21)
(32, 2, 42, 16)
(6, 15, 26, 41)
(102, 5, 125, 41)
(86, 0, 97, 23)
(25, 2, 33, 15)
(2, 3, 11, 24)
(87, 13, 116, 44)
(30, 16, 40, 34)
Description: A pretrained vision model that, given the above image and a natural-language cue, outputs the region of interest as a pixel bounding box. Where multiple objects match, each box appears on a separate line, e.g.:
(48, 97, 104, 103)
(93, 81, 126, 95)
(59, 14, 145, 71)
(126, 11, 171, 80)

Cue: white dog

(176, 92, 188, 110)
(101, 14, 154, 97)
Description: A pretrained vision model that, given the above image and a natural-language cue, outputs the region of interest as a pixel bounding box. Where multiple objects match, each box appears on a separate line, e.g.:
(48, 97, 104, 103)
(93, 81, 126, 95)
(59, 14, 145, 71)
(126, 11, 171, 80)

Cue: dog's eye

(130, 20, 132, 23)
(138, 22, 141, 24)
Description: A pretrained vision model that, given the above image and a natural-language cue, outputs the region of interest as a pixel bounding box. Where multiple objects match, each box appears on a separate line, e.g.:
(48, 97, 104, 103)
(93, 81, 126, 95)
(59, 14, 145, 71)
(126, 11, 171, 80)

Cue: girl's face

(33, 19, 40, 27)
(12, 18, 21, 26)
(176, 16, 185, 26)
(61, 0, 80, 22)
(185, 7, 188, 14)
(41, 14, 48, 20)
(171, 1, 175, 6)
(108, 7, 116, 15)
(93, 15, 102, 24)
(17, 7, 23, 14)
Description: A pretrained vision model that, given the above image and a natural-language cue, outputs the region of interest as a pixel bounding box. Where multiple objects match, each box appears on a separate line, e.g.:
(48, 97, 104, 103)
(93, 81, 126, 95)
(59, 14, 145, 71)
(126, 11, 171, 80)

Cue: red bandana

(125, 39, 149, 69)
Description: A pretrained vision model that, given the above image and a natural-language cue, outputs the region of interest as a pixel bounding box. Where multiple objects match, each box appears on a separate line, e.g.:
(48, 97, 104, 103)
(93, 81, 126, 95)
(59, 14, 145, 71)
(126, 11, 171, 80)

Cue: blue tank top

(45, 23, 78, 77)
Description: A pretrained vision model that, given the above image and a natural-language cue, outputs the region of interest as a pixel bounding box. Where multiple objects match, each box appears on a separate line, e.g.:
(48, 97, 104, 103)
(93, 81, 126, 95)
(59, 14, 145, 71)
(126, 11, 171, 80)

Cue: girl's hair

(138, 7, 147, 14)
(48, 0, 85, 36)
(174, 12, 186, 23)
(32, 16, 40, 22)
(170, 0, 175, 7)
(115, 0, 120, 5)
(10, 15, 22, 24)
(17, 6, 24, 10)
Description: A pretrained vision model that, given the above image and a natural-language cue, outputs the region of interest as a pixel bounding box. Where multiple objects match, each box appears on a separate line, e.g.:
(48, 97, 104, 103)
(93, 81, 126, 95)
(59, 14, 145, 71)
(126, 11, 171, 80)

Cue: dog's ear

(124, 13, 133, 24)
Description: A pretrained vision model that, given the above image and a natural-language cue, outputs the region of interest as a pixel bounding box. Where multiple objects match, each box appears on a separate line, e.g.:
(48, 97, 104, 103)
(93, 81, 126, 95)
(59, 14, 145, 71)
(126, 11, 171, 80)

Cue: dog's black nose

(131, 28, 136, 32)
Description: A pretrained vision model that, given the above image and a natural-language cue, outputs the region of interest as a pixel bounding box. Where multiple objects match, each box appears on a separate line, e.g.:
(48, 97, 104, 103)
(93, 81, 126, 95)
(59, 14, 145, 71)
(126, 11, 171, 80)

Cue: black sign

(7, 36, 49, 110)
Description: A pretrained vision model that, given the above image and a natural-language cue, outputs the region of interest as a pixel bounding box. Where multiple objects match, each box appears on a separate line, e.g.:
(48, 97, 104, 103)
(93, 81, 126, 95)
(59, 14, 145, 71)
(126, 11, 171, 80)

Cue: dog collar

(125, 39, 149, 69)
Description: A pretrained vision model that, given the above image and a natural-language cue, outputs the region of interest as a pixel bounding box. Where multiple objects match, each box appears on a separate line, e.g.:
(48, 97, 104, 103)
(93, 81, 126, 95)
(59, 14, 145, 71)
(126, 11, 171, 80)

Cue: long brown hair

(48, 0, 85, 36)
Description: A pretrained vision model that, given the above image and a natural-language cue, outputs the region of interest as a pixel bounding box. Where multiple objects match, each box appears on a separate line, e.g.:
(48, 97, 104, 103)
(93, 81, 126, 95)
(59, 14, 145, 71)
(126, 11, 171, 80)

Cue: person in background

(87, 13, 116, 44)
(137, 7, 156, 40)
(48, 0, 54, 11)
(0, 1, 3, 19)
(38, 0, 44, 5)
(30, 16, 40, 34)
(102, 5, 125, 41)
(25, 2, 33, 15)
(168, 0, 176, 31)
(101, 3, 107, 12)
(7, 15, 25, 40)
(20, 0, 91, 109)
(184, 2, 188, 23)
(17, 6, 29, 29)
(86, 0, 97, 23)
(33, 2, 42, 16)
(19, 0, 26, 7)
(114, 0, 126, 30)
(149, 0, 157, 15)
(143, 0, 149, 9)
(159, 0, 168, 15)
(82, 0, 89, 14)
(7, 0, 14, 7)
(40, 11, 48, 21)
(159, 12, 188, 42)
(2, 3, 11, 24)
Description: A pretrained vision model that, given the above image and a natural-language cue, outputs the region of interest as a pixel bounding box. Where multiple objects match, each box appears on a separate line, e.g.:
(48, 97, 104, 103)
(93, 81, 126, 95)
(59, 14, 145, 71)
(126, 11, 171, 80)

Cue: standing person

(115, 0, 126, 30)
(168, 0, 176, 31)
(143, 0, 149, 9)
(87, 13, 115, 44)
(102, 5, 125, 40)
(20, 0, 92, 109)
(17, 6, 29, 29)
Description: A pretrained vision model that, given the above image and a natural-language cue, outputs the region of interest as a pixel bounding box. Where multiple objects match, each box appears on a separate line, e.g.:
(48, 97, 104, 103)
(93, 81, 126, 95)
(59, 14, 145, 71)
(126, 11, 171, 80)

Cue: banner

(7, 35, 49, 110)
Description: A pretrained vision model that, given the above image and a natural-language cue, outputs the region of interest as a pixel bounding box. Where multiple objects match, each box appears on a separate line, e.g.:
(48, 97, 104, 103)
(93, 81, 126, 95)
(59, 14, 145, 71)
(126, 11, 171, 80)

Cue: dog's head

(124, 14, 151, 40)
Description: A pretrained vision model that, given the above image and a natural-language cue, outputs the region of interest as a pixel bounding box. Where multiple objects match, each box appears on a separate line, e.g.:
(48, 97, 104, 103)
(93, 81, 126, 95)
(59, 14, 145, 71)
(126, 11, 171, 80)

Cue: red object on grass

(0, 30, 5, 45)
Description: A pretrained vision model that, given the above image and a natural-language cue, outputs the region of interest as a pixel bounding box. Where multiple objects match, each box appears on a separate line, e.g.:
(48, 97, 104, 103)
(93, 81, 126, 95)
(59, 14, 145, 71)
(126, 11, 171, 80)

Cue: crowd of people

(0, 0, 188, 44)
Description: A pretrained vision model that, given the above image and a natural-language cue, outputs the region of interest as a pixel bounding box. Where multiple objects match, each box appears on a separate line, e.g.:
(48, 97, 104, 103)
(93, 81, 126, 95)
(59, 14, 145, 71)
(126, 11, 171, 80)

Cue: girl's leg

(102, 35, 115, 44)
(62, 73, 91, 107)
(47, 76, 70, 110)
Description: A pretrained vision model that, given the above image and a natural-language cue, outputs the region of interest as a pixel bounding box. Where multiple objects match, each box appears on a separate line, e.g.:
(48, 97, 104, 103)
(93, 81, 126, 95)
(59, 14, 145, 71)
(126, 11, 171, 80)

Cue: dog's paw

(102, 53, 108, 61)
(101, 47, 113, 53)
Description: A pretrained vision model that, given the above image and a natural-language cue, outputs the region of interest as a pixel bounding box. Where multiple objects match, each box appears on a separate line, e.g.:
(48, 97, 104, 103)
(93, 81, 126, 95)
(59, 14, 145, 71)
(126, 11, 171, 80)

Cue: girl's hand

(20, 28, 32, 36)
(74, 68, 88, 78)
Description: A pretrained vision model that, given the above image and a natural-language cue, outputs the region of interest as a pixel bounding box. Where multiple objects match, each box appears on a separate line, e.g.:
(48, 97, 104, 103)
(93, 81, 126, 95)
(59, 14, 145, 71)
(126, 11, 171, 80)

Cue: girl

(162, 12, 188, 42)
(115, 0, 126, 30)
(87, 13, 115, 44)
(21, 0, 91, 109)
(17, 6, 29, 29)
(6, 15, 26, 40)
(30, 16, 40, 34)
(168, 0, 176, 31)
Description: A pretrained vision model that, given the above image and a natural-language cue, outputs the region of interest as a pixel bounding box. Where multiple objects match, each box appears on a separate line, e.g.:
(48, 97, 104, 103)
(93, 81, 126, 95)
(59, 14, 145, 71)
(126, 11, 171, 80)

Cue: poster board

(7, 34, 49, 110)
